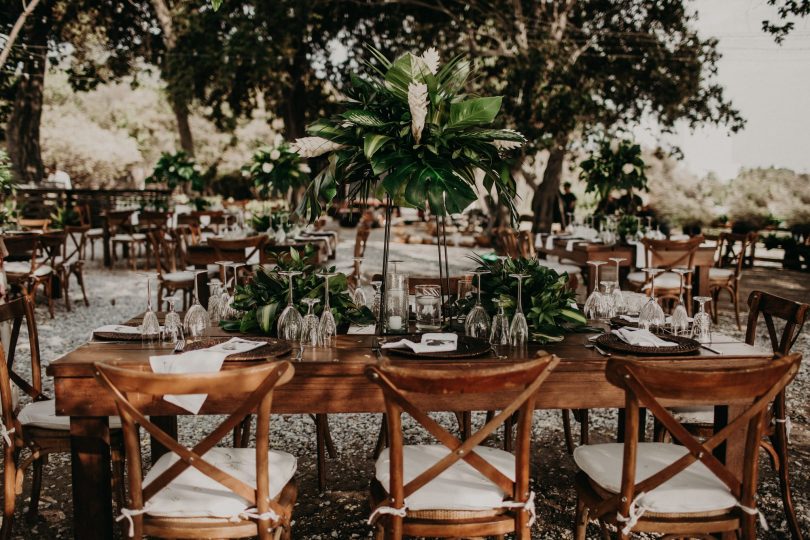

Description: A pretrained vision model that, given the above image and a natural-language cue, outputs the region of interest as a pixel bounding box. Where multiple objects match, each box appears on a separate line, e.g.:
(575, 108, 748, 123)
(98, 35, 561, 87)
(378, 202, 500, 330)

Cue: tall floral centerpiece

(291, 45, 525, 332)
(243, 142, 311, 201)
(579, 139, 647, 214)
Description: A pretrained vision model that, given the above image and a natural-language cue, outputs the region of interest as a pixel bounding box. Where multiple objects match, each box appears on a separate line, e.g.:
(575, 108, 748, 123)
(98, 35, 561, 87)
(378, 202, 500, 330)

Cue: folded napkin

(612, 328, 676, 348)
(544, 234, 555, 250)
(149, 338, 265, 414)
(565, 240, 575, 251)
(348, 324, 376, 335)
(619, 315, 693, 324)
(94, 324, 141, 334)
(381, 333, 458, 354)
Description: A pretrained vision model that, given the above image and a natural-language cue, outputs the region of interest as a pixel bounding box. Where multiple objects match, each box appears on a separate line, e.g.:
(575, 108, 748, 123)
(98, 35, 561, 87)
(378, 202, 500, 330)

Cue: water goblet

(692, 296, 713, 343)
(351, 257, 367, 307)
(140, 273, 161, 345)
(183, 270, 210, 340)
(464, 271, 491, 339)
(583, 261, 608, 319)
(207, 279, 222, 324)
(638, 268, 666, 330)
(162, 295, 184, 344)
(490, 298, 511, 346)
(598, 281, 616, 322)
(509, 274, 530, 347)
(671, 268, 693, 335)
(371, 281, 382, 321)
(301, 298, 321, 348)
(318, 272, 338, 347)
(608, 257, 627, 315)
(277, 270, 304, 341)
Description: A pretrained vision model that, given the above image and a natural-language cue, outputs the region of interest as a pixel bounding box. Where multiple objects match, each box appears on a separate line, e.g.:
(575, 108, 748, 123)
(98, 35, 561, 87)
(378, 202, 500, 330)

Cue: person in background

(561, 182, 577, 217)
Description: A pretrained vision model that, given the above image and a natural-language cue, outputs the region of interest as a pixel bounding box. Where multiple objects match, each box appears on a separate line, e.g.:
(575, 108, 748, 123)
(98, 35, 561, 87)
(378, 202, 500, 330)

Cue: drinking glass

(583, 261, 608, 319)
(692, 296, 713, 343)
(162, 295, 184, 344)
(371, 281, 382, 321)
(277, 270, 303, 341)
(457, 274, 474, 303)
(508, 274, 529, 346)
(318, 272, 338, 347)
(415, 285, 442, 331)
(140, 273, 161, 345)
(490, 299, 511, 346)
(207, 279, 222, 324)
(638, 268, 666, 330)
(464, 271, 491, 339)
(598, 281, 616, 322)
(384, 273, 409, 334)
(301, 298, 321, 347)
(351, 256, 367, 307)
(183, 270, 210, 339)
(671, 268, 692, 335)
(608, 257, 627, 315)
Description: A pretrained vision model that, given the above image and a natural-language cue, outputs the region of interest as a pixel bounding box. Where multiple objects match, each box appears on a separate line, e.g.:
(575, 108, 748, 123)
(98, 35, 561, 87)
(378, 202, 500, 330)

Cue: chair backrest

(146, 230, 178, 276)
(208, 235, 268, 265)
(716, 232, 757, 277)
(105, 210, 135, 234)
(366, 355, 559, 521)
(0, 297, 44, 407)
(137, 211, 170, 230)
(517, 231, 536, 259)
(745, 290, 809, 355)
(498, 228, 520, 258)
(75, 204, 92, 227)
(1, 234, 38, 263)
(94, 361, 294, 539)
(17, 218, 50, 232)
(605, 354, 801, 529)
(354, 223, 371, 258)
(63, 225, 89, 264)
(641, 235, 704, 271)
(37, 231, 66, 267)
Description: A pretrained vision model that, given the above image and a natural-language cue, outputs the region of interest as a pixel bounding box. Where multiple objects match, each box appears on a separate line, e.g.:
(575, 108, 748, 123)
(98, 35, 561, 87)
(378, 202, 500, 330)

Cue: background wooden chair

(497, 228, 520, 258)
(628, 236, 703, 312)
(517, 231, 536, 259)
(57, 225, 90, 310)
(0, 297, 124, 538)
(710, 231, 757, 329)
(93, 361, 297, 540)
(366, 355, 558, 540)
(147, 230, 195, 310)
(2, 235, 54, 318)
(574, 354, 801, 540)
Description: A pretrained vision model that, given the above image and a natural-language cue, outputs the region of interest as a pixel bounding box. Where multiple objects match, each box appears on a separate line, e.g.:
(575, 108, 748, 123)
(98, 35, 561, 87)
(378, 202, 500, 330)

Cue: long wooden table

(48, 325, 772, 539)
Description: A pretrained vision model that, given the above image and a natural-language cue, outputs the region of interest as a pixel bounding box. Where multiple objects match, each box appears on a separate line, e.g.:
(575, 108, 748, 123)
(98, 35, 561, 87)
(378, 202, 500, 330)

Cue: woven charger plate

(381, 334, 491, 360)
(94, 327, 154, 341)
(595, 333, 700, 356)
(610, 316, 639, 328)
(182, 337, 291, 361)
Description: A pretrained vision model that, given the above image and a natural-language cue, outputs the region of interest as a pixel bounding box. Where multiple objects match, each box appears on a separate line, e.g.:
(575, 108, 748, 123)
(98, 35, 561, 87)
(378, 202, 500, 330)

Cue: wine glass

(608, 257, 627, 315)
(583, 261, 607, 319)
(318, 272, 338, 347)
(692, 296, 713, 343)
(351, 256, 367, 307)
(140, 273, 160, 345)
(598, 281, 616, 322)
(490, 298, 511, 346)
(464, 271, 491, 339)
(301, 298, 321, 348)
(277, 271, 303, 341)
(371, 281, 383, 321)
(638, 268, 666, 330)
(183, 270, 210, 340)
(671, 268, 692, 335)
(162, 295, 184, 344)
(207, 279, 222, 324)
(509, 274, 529, 347)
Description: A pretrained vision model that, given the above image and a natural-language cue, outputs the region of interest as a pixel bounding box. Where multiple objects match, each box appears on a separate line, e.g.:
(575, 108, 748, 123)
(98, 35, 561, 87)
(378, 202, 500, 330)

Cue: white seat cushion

(709, 267, 735, 280)
(18, 399, 121, 430)
(87, 228, 104, 237)
(207, 264, 220, 277)
(4, 262, 53, 277)
(163, 271, 195, 283)
(574, 443, 737, 514)
(671, 406, 714, 425)
(375, 444, 515, 511)
(112, 233, 146, 241)
(144, 447, 297, 519)
(627, 271, 681, 290)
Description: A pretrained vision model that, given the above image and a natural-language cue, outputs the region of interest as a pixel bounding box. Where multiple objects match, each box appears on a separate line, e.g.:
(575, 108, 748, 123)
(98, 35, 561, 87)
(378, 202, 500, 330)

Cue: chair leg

(562, 410, 575, 455)
(315, 414, 328, 492)
(578, 409, 590, 445)
(1, 447, 17, 540)
(62, 271, 72, 312)
(44, 278, 54, 319)
(373, 414, 388, 460)
(321, 415, 337, 459)
(771, 400, 804, 540)
(111, 446, 126, 512)
(77, 270, 89, 307)
(574, 496, 589, 540)
(26, 456, 44, 523)
(732, 285, 741, 331)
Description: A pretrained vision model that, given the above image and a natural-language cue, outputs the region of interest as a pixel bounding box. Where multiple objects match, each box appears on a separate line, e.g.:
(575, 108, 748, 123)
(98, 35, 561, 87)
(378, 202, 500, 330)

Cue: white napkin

(94, 324, 141, 334)
(544, 234, 555, 250)
(149, 338, 266, 414)
(565, 240, 575, 252)
(620, 315, 693, 324)
(381, 333, 458, 354)
(612, 328, 676, 348)
(348, 324, 376, 335)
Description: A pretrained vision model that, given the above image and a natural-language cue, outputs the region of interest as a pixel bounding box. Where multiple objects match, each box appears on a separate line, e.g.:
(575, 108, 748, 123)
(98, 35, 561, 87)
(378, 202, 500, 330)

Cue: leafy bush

(146, 151, 205, 192)
(243, 143, 310, 199)
(579, 139, 647, 209)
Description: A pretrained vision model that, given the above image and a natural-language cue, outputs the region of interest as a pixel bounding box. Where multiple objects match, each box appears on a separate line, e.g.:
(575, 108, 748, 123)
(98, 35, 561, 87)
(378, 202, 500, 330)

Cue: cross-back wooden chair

(57, 225, 90, 310)
(2, 234, 55, 318)
(209, 235, 268, 272)
(575, 354, 801, 540)
(192, 210, 229, 234)
(0, 297, 124, 538)
(16, 218, 50, 232)
(106, 210, 145, 270)
(710, 232, 758, 329)
(146, 230, 195, 310)
(627, 236, 703, 312)
(517, 231, 536, 259)
(93, 361, 297, 540)
(498, 228, 520, 258)
(366, 354, 559, 540)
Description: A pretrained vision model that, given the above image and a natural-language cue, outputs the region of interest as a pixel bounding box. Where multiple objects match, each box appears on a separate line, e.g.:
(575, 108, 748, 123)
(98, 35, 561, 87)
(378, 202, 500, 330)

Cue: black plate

(595, 333, 701, 356)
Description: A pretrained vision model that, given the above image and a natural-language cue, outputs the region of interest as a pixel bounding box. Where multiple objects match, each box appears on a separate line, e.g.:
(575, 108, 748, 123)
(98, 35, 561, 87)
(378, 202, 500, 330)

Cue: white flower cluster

(290, 137, 346, 158)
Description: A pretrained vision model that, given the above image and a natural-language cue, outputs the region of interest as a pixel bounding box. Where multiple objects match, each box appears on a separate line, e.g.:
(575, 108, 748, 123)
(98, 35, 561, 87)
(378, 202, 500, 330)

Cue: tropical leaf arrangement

(49, 206, 82, 229)
(457, 255, 588, 343)
(146, 151, 206, 193)
(579, 139, 647, 208)
(243, 143, 311, 199)
(221, 246, 374, 335)
(250, 211, 293, 234)
(292, 45, 525, 220)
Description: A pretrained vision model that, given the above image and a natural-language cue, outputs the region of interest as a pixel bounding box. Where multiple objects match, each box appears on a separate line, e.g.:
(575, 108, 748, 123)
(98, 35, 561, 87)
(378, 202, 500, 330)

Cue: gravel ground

(2, 233, 809, 539)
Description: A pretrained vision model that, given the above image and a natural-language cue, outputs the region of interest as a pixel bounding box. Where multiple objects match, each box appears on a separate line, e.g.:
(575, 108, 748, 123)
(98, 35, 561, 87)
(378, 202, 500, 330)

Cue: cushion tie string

(116, 505, 151, 537)
(774, 416, 793, 442)
(615, 492, 649, 536)
(0, 421, 15, 446)
(367, 504, 407, 525)
(501, 490, 537, 527)
(738, 503, 769, 530)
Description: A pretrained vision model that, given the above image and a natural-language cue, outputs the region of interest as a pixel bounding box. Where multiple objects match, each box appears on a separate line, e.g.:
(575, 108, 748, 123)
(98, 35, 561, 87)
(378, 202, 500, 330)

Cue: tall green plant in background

(0, 150, 16, 226)
(579, 139, 647, 212)
(146, 151, 206, 193)
(243, 143, 310, 199)
(293, 45, 525, 220)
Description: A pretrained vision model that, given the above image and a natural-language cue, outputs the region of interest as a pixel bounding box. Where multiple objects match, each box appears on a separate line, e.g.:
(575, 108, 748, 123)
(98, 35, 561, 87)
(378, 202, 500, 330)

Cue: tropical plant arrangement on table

(292, 45, 525, 219)
(146, 151, 206, 193)
(579, 139, 647, 213)
(243, 143, 311, 199)
(221, 246, 374, 335)
(457, 255, 588, 343)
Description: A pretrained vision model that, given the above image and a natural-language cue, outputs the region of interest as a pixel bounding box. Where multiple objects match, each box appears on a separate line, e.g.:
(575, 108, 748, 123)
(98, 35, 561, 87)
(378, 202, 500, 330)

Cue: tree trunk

(532, 143, 567, 233)
(6, 2, 49, 184)
(172, 100, 194, 156)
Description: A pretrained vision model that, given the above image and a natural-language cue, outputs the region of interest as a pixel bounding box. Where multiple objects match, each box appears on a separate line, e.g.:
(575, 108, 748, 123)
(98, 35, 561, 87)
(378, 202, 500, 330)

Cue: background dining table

(48, 319, 772, 539)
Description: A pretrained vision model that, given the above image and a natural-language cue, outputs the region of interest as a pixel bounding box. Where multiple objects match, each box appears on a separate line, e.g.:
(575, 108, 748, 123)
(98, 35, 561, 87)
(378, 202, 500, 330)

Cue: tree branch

(0, 0, 43, 71)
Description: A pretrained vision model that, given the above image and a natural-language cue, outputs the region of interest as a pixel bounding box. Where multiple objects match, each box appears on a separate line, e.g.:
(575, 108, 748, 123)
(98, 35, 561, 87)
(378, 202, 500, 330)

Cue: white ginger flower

(290, 137, 346, 158)
(262, 162, 274, 173)
(408, 82, 429, 144)
(622, 163, 635, 175)
(298, 163, 311, 173)
(493, 140, 523, 151)
(421, 47, 440, 75)
(270, 149, 281, 160)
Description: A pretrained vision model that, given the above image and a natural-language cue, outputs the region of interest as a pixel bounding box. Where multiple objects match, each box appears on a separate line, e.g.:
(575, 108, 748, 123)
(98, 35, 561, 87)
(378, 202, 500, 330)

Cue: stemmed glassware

(300, 298, 321, 348)
(489, 298, 511, 346)
(509, 274, 529, 346)
(598, 281, 616, 322)
(317, 272, 338, 347)
(162, 295, 184, 344)
(692, 296, 713, 343)
(140, 273, 161, 345)
(464, 271, 491, 339)
(671, 268, 692, 335)
(207, 279, 222, 324)
(583, 261, 608, 319)
(608, 257, 627, 315)
(351, 257, 367, 307)
(638, 268, 666, 330)
(277, 270, 304, 341)
(183, 270, 210, 339)
(371, 281, 382, 321)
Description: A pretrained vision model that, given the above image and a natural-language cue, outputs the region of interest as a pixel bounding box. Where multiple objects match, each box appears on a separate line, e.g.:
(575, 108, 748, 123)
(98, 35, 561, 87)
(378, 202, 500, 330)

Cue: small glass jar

(415, 285, 442, 331)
